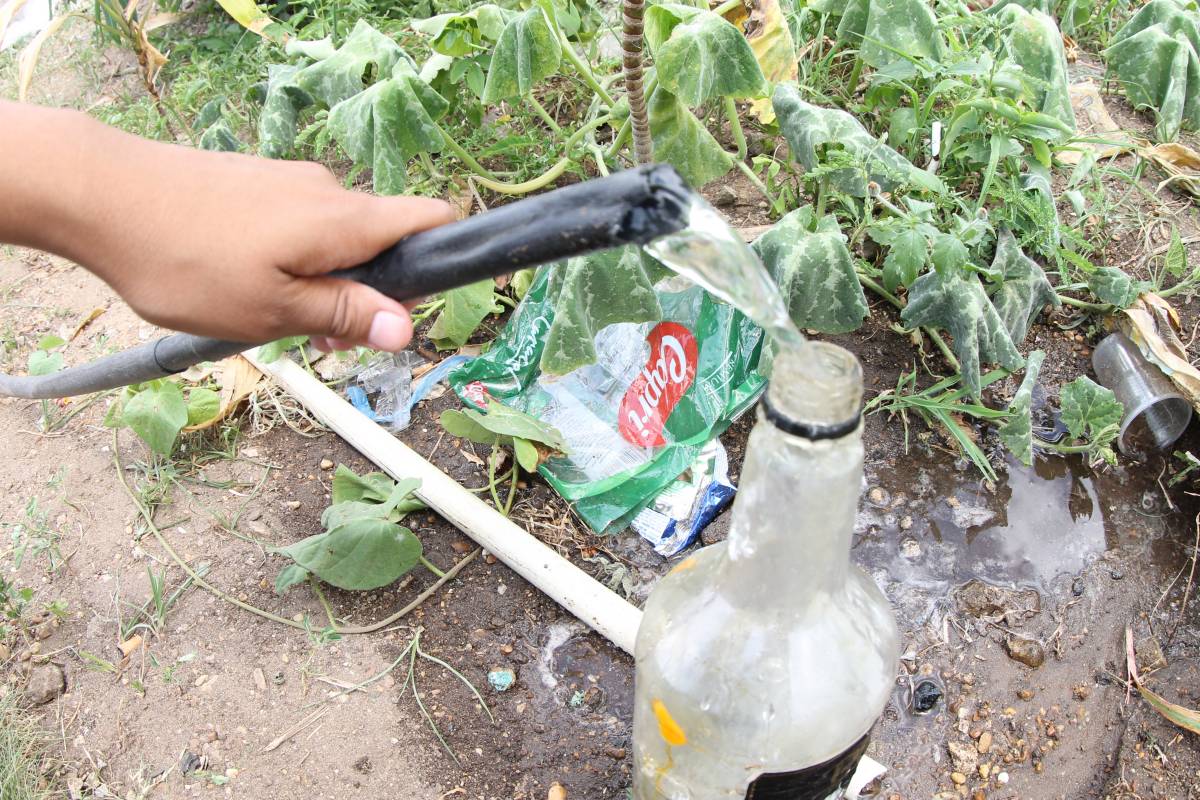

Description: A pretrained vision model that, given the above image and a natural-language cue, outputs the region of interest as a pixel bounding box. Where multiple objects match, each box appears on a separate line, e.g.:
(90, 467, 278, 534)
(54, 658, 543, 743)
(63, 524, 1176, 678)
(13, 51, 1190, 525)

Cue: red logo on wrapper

(463, 381, 491, 409)
(618, 322, 698, 447)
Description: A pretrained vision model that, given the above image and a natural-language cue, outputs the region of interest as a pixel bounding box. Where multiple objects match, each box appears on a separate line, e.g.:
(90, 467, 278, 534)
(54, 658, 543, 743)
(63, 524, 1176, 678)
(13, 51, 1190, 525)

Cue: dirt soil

(6, 23, 1200, 800)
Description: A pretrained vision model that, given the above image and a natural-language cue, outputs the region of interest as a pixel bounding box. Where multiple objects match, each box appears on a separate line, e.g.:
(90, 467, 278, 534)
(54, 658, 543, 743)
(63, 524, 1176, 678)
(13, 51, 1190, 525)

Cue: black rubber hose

(0, 164, 692, 399)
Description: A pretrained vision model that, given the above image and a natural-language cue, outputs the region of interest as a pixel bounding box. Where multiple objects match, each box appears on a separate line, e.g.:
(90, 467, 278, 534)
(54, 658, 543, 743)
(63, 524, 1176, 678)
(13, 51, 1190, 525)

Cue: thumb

(287, 277, 415, 351)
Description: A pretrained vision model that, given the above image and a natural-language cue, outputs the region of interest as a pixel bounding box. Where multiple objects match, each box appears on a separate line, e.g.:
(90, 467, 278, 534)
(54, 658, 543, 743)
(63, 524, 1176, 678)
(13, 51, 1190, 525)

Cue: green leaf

(295, 19, 407, 108)
(998, 349, 1045, 466)
(881, 227, 929, 292)
(274, 563, 310, 594)
(413, 5, 512, 57)
(36, 334, 65, 350)
(442, 399, 569, 453)
(511, 268, 536, 301)
(644, 3, 766, 106)
(1166, 226, 1189, 277)
(332, 464, 394, 504)
(428, 279, 501, 349)
(1060, 376, 1123, 444)
(122, 381, 189, 456)
(27, 350, 63, 377)
(327, 60, 448, 195)
(481, 8, 561, 103)
(513, 437, 540, 472)
(256, 336, 308, 363)
(541, 248, 663, 374)
(323, 477, 423, 528)
(1105, 0, 1200, 141)
(992, 6, 1075, 131)
(836, 0, 944, 69)
(279, 519, 422, 590)
(198, 120, 242, 152)
(773, 84, 945, 197)
(930, 233, 969, 275)
(989, 228, 1060, 344)
(901, 269, 1024, 399)
(185, 388, 221, 427)
(257, 64, 313, 159)
(752, 207, 868, 333)
(285, 36, 336, 62)
(648, 88, 734, 187)
(1088, 266, 1141, 308)
(1137, 681, 1200, 736)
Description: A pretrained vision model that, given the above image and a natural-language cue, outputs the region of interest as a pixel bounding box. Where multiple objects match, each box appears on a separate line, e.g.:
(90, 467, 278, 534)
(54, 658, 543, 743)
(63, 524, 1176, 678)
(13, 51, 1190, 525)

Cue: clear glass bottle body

(631, 344, 899, 800)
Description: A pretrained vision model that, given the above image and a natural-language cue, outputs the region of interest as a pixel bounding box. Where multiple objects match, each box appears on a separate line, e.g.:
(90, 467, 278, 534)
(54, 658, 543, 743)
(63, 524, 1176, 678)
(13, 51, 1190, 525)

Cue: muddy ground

(6, 21, 1200, 800)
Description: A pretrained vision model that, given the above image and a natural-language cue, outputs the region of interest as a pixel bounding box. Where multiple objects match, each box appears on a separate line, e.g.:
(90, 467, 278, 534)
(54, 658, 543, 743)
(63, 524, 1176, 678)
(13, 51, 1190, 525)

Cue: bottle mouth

(762, 341, 863, 440)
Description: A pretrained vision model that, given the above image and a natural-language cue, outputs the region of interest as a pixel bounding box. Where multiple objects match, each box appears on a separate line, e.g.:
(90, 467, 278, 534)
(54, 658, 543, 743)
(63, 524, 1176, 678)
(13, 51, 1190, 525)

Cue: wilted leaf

(722, 0, 797, 121)
(1105, 0, 1200, 141)
(482, 7, 560, 102)
(902, 269, 1024, 398)
(214, 0, 275, 38)
(648, 88, 734, 187)
(1143, 140, 1200, 196)
(989, 229, 1060, 343)
(1088, 266, 1142, 308)
(1118, 293, 1200, 413)
(442, 398, 569, 453)
(428, 279, 501, 349)
(280, 518, 422, 590)
(257, 64, 314, 159)
(295, 19, 406, 107)
(645, 3, 766, 107)
(753, 207, 868, 333)
(17, 12, 76, 102)
(122, 381, 189, 456)
(184, 356, 263, 432)
(773, 84, 945, 196)
(999, 349, 1045, 465)
(992, 6, 1075, 130)
(541, 247, 663, 375)
(327, 60, 448, 195)
(1060, 376, 1123, 444)
(836, 0, 944, 69)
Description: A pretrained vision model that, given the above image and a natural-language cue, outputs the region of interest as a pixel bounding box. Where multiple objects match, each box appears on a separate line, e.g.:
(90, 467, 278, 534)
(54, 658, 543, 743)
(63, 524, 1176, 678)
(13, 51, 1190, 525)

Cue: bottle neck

(719, 408, 864, 606)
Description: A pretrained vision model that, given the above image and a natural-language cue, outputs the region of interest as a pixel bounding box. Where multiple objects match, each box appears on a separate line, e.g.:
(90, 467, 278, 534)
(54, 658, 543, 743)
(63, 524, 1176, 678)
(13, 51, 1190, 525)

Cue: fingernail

(367, 311, 408, 351)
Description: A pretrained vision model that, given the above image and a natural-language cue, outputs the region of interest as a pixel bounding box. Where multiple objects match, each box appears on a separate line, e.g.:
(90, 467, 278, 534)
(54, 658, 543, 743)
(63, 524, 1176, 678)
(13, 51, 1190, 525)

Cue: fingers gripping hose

(0, 165, 692, 400)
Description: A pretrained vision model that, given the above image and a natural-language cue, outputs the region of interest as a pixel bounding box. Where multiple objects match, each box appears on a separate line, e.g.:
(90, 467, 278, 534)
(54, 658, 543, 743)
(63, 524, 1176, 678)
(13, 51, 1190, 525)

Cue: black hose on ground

(0, 164, 692, 399)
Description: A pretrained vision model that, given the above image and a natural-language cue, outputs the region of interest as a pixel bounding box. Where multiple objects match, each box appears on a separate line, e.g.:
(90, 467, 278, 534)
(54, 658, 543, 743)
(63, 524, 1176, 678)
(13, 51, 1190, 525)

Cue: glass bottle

(632, 342, 900, 799)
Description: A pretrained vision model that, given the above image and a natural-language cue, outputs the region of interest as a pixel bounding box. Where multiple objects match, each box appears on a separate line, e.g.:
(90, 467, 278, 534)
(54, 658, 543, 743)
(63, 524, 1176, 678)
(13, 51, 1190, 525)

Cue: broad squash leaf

(198, 120, 241, 152)
(836, 0, 944, 68)
(882, 228, 930, 292)
(648, 88, 734, 187)
(1166, 226, 1190, 277)
(930, 233, 969, 275)
(256, 336, 307, 363)
(428, 278, 502, 349)
(258, 64, 313, 159)
(279, 518, 422, 590)
(185, 388, 221, 427)
(998, 349, 1045, 465)
(285, 36, 336, 62)
(1088, 266, 1142, 308)
(1060, 376, 1123, 443)
(327, 60, 449, 195)
(322, 478, 424, 528)
(295, 19, 406, 107)
(442, 398, 569, 452)
(1105, 0, 1200, 141)
(722, 0, 797, 121)
(993, 6, 1075, 130)
(27, 350, 62, 377)
(773, 85, 945, 196)
(644, 3, 766, 106)
(481, 7, 561, 102)
(752, 207, 868, 333)
(122, 381, 189, 456)
(413, 5, 512, 57)
(988, 228, 1060, 343)
(901, 269, 1024, 398)
(332, 464, 401, 504)
(274, 563, 310, 594)
(541, 247, 663, 374)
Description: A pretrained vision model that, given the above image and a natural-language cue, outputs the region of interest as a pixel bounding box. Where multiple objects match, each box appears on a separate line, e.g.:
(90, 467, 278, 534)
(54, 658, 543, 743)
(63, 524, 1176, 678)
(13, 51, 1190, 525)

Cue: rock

(319, 458, 334, 470)
(712, 186, 739, 208)
(900, 537, 921, 559)
(1073, 683, 1091, 701)
(285, 500, 301, 510)
(1016, 688, 1034, 700)
(911, 679, 942, 713)
(487, 668, 515, 692)
(0, 643, 9, 661)
(948, 741, 978, 774)
(1071, 577, 1085, 596)
(1110, 567, 1125, 581)
(252, 668, 267, 693)
(548, 784, 567, 800)
(950, 772, 967, 785)
(24, 664, 65, 705)
(34, 619, 57, 641)
(996, 771, 1009, 785)
(899, 515, 913, 531)
(1005, 637, 1045, 668)
(977, 731, 992, 754)
(868, 487, 888, 505)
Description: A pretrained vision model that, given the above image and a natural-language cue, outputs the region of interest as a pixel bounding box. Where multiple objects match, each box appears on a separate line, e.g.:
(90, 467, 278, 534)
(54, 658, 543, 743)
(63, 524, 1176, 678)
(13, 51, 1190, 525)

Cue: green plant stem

(712, 0, 744, 14)
(607, 117, 633, 159)
(528, 95, 563, 135)
(47, 389, 115, 432)
(555, 30, 616, 107)
(469, 114, 614, 195)
(857, 273, 962, 372)
(724, 97, 747, 162)
(857, 273, 903, 308)
(419, 556, 447, 579)
(1057, 294, 1109, 313)
(814, 176, 829, 221)
(436, 124, 500, 181)
(503, 462, 520, 517)
(846, 56, 865, 95)
(310, 577, 338, 629)
(734, 161, 780, 213)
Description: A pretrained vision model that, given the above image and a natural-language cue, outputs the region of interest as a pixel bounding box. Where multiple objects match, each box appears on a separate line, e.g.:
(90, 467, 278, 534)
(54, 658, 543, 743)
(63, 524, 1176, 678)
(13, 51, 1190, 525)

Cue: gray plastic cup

(1091, 332, 1193, 456)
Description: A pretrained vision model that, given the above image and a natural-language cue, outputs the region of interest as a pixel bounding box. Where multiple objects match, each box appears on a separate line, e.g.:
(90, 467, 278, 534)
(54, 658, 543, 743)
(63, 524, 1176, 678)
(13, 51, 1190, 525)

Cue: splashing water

(644, 196, 806, 349)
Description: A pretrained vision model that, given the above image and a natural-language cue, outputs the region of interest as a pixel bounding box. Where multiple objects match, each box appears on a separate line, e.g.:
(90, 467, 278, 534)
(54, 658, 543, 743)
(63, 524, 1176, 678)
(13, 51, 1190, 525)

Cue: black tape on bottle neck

(743, 733, 871, 799)
(761, 392, 861, 442)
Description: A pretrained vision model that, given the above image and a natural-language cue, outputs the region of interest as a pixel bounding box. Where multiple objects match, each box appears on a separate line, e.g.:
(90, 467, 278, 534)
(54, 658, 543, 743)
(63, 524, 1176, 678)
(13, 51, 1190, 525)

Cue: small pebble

(997, 772, 1009, 785)
(950, 772, 967, 785)
(319, 458, 334, 470)
(1017, 689, 1034, 700)
(977, 732, 992, 754)
(1071, 577, 1085, 596)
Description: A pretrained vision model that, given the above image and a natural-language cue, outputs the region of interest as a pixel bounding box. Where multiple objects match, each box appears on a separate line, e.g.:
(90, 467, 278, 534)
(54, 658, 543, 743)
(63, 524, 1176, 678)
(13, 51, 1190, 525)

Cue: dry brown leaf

(17, 11, 76, 101)
(1058, 81, 1135, 166)
(459, 448, 485, 467)
(68, 307, 105, 342)
(1116, 293, 1200, 412)
(1062, 33, 1078, 63)
(184, 355, 263, 432)
(722, 0, 796, 123)
(143, 11, 186, 32)
(1144, 141, 1200, 197)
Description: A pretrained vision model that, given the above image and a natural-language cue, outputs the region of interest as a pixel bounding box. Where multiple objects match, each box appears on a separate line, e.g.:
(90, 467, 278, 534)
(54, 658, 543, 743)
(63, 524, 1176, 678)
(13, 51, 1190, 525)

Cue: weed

(0, 692, 54, 800)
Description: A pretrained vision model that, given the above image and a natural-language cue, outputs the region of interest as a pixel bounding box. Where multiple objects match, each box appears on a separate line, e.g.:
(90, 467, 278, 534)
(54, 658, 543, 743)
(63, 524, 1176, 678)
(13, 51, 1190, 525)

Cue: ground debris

(23, 662, 65, 705)
(955, 580, 1040, 621)
(1004, 637, 1046, 669)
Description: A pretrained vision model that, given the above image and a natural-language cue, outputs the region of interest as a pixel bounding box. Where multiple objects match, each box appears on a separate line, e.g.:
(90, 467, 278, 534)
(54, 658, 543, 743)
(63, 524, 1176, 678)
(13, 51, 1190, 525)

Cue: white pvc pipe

(245, 351, 643, 654)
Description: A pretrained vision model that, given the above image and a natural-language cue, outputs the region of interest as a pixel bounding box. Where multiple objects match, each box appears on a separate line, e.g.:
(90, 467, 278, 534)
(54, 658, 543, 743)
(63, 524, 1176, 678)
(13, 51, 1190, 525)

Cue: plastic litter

(630, 439, 735, 556)
(1092, 332, 1192, 455)
(347, 353, 473, 431)
(487, 668, 516, 692)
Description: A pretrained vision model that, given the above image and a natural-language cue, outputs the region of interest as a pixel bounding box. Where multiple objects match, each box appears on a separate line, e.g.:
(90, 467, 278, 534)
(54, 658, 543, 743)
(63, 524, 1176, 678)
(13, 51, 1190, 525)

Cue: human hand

(2, 104, 455, 352)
